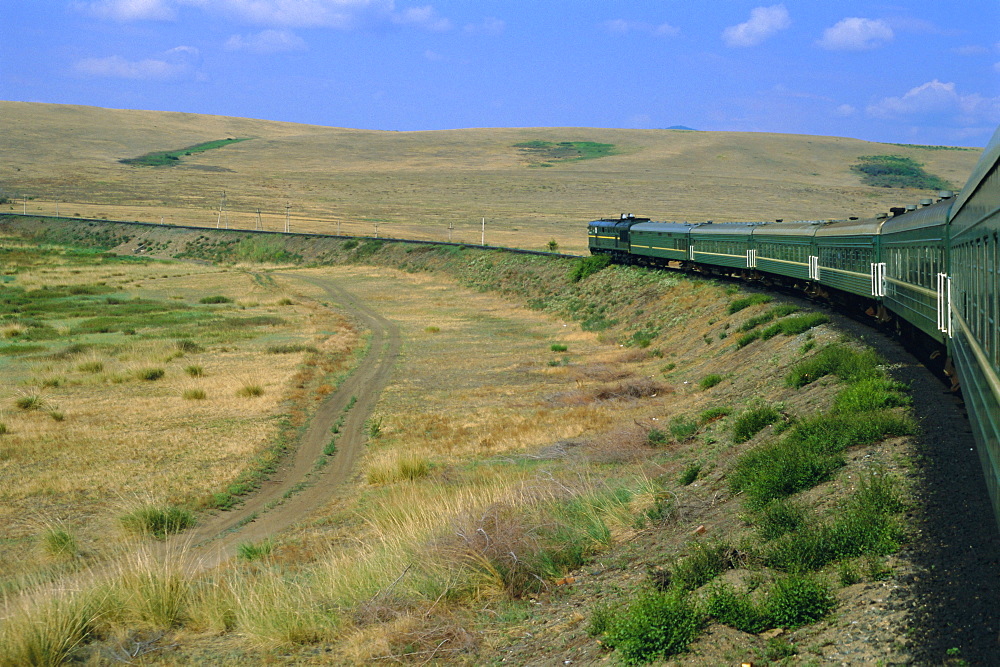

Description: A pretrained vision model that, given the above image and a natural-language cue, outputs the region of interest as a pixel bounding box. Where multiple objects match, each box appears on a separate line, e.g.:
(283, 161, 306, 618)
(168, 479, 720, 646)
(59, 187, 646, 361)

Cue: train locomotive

(588, 127, 1000, 524)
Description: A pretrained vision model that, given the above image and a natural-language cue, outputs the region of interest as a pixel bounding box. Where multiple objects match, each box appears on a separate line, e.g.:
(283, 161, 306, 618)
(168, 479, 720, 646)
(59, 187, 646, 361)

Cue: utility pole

(256, 208, 262, 231)
(374, 222, 379, 238)
(284, 202, 290, 233)
(22, 196, 27, 215)
(481, 217, 486, 246)
(448, 221, 454, 242)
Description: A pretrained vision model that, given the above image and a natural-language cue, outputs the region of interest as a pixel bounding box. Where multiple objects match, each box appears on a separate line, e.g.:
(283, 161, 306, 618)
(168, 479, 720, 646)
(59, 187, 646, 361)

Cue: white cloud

(994, 62, 1000, 73)
(867, 80, 1000, 126)
(463, 17, 504, 35)
(78, 0, 452, 31)
(393, 5, 451, 31)
(953, 45, 989, 56)
(73, 55, 185, 79)
(722, 4, 790, 48)
(75, 0, 176, 21)
(817, 17, 893, 51)
(225, 29, 306, 53)
(604, 19, 679, 37)
(834, 104, 856, 117)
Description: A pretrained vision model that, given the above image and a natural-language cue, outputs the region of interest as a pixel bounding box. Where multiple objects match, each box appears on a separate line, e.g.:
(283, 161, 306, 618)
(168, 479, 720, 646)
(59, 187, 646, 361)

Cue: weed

(550, 343, 568, 352)
(727, 294, 772, 314)
(601, 589, 704, 664)
(182, 388, 207, 400)
(323, 439, 338, 456)
(119, 505, 196, 538)
(570, 254, 612, 282)
(0, 422, 7, 435)
(832, 378, 910, 413)
(49, 410, 65, 422)
(698, 406, 731, 423)
(175, 339, 203, 353)
(786, 343, 882, 388)
(43, 526, 79, 559)
(699, 374, 723, 390)
(198, 295, 232, 304)
(678, 463, 701, 486)
(236, 384, 264, 397)
(184, 364, 204, 377)
(668, 416, 698, 441)
(76, 360, 104, 373)
(137, 367, 165, 381)
(669, 541, 735, 591)
(766, 574, 836, 628)
(647, 428, 668, 447)
(238, 539, 274, 562)
(732, 404, 780, 443)
(424, 325, 440, 333)
(266, 344, 317, 354)
(15, 393, 46, 411)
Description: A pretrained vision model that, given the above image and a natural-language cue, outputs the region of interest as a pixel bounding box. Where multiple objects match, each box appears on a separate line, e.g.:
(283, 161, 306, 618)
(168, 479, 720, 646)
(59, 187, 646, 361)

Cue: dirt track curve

(164, 271, 401, 571)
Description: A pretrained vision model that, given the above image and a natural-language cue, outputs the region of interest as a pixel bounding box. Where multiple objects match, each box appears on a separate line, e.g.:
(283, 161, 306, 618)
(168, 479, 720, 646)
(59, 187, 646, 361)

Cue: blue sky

(1, 1, 998, 146)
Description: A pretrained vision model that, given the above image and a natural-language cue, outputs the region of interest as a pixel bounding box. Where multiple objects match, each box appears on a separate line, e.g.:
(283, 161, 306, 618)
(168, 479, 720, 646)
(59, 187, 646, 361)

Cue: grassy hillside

(0, 102, 980, 255)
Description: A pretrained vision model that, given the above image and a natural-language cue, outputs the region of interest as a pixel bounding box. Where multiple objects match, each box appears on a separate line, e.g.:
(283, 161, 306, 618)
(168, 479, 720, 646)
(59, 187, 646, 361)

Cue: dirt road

(166, 271, 401, 570)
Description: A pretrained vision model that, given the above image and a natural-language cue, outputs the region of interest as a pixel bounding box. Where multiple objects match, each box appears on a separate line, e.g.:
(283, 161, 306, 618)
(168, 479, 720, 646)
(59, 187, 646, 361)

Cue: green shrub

(15, 393, 46, 410)
(706, 584, 770, 634)
(760, 313, 829, 339)
(184, 364, 204, 377)
(678, 463, 701, 486)
(727, 294, 772, 314)
(174, 339, 203, 353)
(669, 541, 733, 592)
(647, 428, 668, 447)
(765, 575, 835, 628)
(602, 589, 704, 664)
(550, 343, 568, 352)
(119, 505, 195, 538)
(0, 422, 7, 435)
(668, 416, 698, 441)
(752, 498, 807, 541)
(182, 388, 206, 400)
(570, 254, 612, 282)
(698, 406, 731, 423)
(198, 295, 232, 304)
(699, 374, 723, 390)
(735, 330, 761, 348)
(732, 405, 780, 443)
(137, 367, 165, 381)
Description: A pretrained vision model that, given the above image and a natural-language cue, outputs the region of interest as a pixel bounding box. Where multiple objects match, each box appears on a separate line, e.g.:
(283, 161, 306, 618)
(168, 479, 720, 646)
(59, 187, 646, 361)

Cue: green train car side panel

(815, 237, 877, 297)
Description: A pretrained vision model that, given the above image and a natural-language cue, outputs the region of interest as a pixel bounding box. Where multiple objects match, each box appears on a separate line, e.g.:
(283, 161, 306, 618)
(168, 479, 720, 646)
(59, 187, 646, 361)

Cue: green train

(589, 127, 1000, 524)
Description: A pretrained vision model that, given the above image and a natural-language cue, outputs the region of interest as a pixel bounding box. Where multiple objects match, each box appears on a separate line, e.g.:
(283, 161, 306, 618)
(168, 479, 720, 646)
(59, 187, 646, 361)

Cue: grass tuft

(119, 505, 196, 539)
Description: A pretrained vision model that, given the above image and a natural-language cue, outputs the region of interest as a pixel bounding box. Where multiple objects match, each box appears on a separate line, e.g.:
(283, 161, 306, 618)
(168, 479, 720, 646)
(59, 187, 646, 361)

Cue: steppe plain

(0, 103, 996, 666)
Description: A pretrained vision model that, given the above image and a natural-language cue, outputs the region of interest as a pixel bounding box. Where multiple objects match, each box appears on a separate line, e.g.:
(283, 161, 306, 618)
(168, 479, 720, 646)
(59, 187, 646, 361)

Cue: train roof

(629, 221, 701, 234)
(950, 124, 1000, 224)
(689, 221, 764, 236)
(880, 198, 951, 235)
(814, 217, 885, 237)
(750, 220, 826, 237)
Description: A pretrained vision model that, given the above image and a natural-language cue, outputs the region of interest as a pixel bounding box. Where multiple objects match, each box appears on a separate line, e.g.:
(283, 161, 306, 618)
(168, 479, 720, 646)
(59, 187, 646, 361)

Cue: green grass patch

(786, 343, 883, 388)
(727, 294, 772, 314)
(850, 155, 953, 190)
(732, 405, 780, 443)
(699, 374, 723, 390)
(199, 295, 233, 304)
(119, 137, 250, 167)
(514, 140, 616, 165)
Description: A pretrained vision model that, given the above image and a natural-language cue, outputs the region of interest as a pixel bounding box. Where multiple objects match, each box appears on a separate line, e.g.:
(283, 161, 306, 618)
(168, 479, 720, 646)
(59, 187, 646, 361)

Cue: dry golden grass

(0, 254, 359, 587)
(0, 101, 982, 256)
